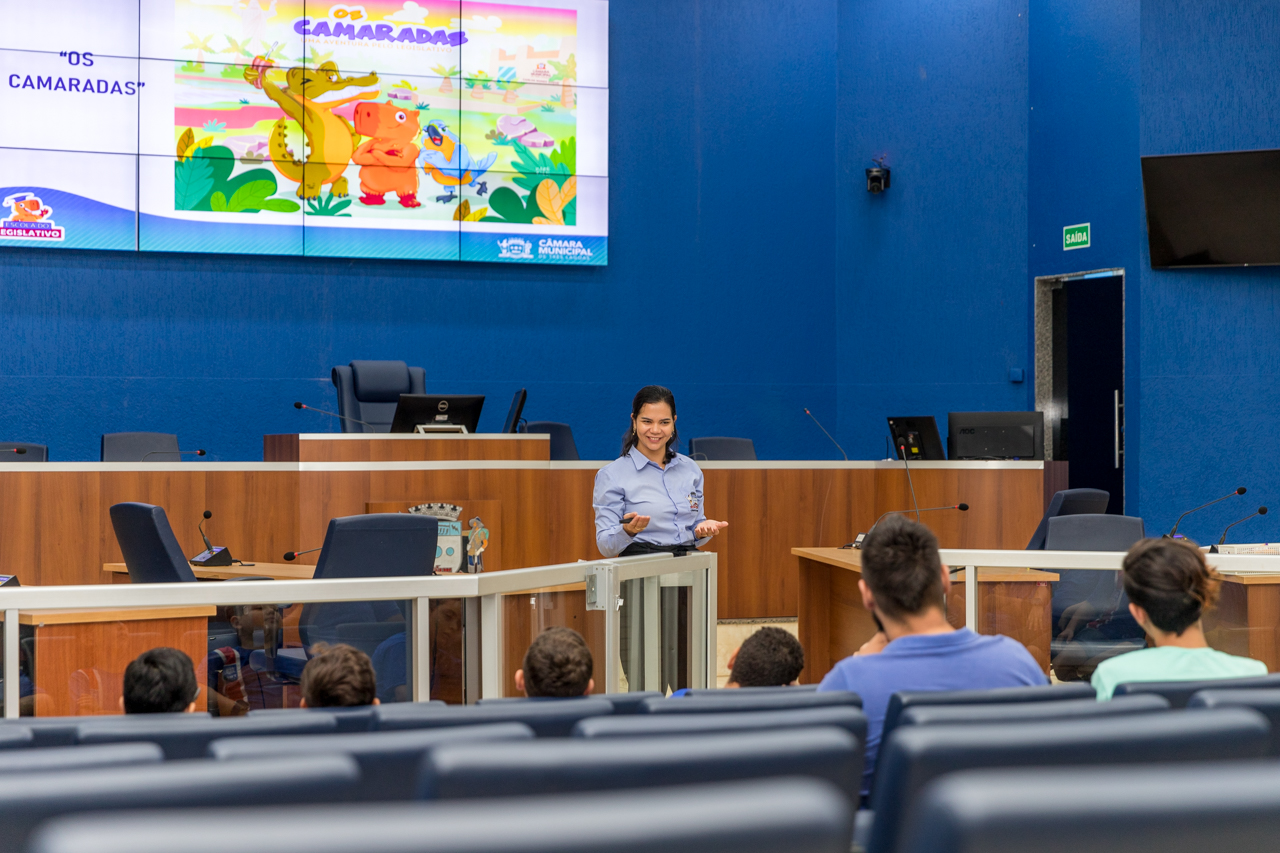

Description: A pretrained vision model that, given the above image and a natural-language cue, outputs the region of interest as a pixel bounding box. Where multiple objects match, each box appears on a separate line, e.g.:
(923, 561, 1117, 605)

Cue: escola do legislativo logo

(1, 193, 64, 241)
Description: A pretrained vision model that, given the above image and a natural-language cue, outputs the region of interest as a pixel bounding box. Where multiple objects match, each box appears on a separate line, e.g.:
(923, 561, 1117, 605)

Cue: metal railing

(0, 552, 717, 718)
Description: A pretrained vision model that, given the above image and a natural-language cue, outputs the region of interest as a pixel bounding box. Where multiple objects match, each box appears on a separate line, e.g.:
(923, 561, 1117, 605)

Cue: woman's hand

(621, 513, 651, 536)
(695, 520, 729, 538)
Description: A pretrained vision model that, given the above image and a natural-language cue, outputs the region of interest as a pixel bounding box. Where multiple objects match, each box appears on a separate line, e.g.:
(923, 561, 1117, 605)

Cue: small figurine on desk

(411, 502, 463, 573)
(466, 516, 489, 573)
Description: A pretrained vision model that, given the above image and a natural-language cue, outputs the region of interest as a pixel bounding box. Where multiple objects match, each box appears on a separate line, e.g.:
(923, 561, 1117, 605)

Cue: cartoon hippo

(352, 102, 422, 207)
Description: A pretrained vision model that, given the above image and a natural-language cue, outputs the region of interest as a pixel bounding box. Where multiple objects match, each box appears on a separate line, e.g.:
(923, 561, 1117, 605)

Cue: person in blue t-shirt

(818, 514, 1047, 797)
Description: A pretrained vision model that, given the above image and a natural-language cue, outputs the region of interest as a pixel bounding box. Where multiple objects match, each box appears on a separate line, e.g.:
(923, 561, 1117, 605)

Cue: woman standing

(593, 385, 729, 557)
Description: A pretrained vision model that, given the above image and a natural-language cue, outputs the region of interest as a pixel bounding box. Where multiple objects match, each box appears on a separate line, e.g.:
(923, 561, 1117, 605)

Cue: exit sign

(1063, 222, 1091, 250)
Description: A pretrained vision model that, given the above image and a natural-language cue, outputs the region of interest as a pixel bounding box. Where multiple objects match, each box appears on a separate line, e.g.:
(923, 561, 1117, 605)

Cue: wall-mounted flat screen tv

(1142, 148, 1280, 269)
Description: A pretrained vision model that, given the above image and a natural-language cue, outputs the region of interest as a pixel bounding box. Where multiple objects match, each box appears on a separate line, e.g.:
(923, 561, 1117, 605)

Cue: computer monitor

(886, 416, 945, 461)
(501, 389, 527, 434)
(947, 411, 1044, 460)
(390, 395, 485, 434)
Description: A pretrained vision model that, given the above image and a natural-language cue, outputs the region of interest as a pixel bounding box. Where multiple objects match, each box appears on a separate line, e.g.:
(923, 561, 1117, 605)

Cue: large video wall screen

(0, 0, 607, 264)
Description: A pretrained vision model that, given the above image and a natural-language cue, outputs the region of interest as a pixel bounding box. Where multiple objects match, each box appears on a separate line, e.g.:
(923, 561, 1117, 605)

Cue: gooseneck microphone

(289, 399, 371, 427)
(1167, 487, 1247, 538)
(284, 546, 322, 561)
(198, 510, 215, 553)
(190, 509, 234, 567)
(897, 441, 922, 522)
(141, 448, 206, 460)
(1216, 506, 1268, 548)
(803, 408, 848, 460)
(847, 504, 970, 549)
(7, 448, 26, 455)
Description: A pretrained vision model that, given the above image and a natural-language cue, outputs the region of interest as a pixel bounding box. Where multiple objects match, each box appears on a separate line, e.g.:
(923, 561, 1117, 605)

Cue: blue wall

(0, 0, 840, 462)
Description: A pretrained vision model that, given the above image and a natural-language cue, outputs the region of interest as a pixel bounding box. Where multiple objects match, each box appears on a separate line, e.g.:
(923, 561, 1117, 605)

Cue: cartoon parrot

(417, 121, 498, 203)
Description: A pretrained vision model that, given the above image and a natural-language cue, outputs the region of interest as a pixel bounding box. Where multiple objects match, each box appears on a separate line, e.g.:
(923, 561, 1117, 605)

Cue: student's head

(859, 514, 947, 620)
(123, 647, 199, 714)
(727, 627, 805, 687)
(1122, 538, 1221, 636)
(621, 385, 678, 463)
(300, 643, 379, 708)
(515, 627, 594, 697)
(230, 604, 281, 649)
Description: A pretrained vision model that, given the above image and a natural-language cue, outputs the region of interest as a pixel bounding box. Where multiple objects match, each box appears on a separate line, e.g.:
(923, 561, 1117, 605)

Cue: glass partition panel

(501, 584, 605, 698)
(618, 571, 703, 695)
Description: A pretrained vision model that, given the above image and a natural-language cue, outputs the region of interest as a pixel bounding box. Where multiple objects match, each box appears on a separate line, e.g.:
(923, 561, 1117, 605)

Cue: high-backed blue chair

(210, 722, 535, 801)
(1116, 672, 1280, 709)
(573, 705, 868, 743)
(375, 697, 614, 738)
(1026, 488, 1111, 549)
(0, 743, 162, 774)
(298, 514, 437, 651)
(0, 755, 359, 853)
(30, 778, 856, 853)
(688, 437, 758, 461)
(1189, 687, 1280, 754)
(0, 713, 192, 748)
(882, 684, 1094, 749)
(108, 503, 197, 583)
(520, 421, 579, 460)
(0, 729, 33, 750)
(904, 762, 1280, 853)
(0, 443, 47, 462)
(76, 712, 339, 759)
(893, 694, 1170, 729)
(639, 690, 861, 715)
(865, 709, 1269, 853)
(478, 691, 666, 716)
(249, 705, 383, 734)
(421, 727, 863, 802)
(331, 360, 426, 433)
(100, 433, 180, 462)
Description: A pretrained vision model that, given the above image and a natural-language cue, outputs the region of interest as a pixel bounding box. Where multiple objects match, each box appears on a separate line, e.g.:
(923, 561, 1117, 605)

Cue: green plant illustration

(305, 191, 352, 217)
(482, 138, 577, 226)
(173, 142, 301, 213)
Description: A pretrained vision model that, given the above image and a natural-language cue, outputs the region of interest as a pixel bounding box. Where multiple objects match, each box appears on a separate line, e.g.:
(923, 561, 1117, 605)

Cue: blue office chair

(331, 360, 426, 433)
(0, 743, 162, 774)
(109, 503, 197, 583)
(210, 722, 535, 801)
(30, 778, 856, 853)
(520, 421, 579, 460)
(1116, 672, 1280, 709)
(101, 432, 182, 462)
(1189, 687, 1280, 754)
(376, 697, 614, 738)
(893, 694, 1170, 729)
(865, 708, 1269, 853)
(298, 514, 438, 651)
(0, 443, 47, 462)
(479, 691, 665, 716)
(689, 437, 757, 461)
(638, 690, 861, 715)
(573, 705, 868, 743)
(0, 714, 191, 748)
(76, 712, 338, 759)
(882, 684, 1093, 748)
(1026, 488, 1111, 549)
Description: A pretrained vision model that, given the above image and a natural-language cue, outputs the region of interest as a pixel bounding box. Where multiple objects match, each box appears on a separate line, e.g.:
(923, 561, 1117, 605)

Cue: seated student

(817, 515, 1046, 796)
(300, 643, 380, 708)
(726, 627, 805, 687)
(122, 647, 200, 714)
(208, 603, 287, 716)
(514, 627, 595, 697)
(1092, 537, 1267, 700)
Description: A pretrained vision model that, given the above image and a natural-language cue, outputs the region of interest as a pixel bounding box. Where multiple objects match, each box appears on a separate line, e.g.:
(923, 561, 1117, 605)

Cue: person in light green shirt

(1093, 537, 1267, 700)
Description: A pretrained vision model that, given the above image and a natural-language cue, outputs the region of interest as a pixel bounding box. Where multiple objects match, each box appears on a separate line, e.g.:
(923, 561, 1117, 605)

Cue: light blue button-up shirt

(593, 447, 710, 557)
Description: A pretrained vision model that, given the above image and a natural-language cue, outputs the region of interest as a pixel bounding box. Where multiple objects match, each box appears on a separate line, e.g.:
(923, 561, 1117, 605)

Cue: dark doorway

(1039, 272, 1125, 514)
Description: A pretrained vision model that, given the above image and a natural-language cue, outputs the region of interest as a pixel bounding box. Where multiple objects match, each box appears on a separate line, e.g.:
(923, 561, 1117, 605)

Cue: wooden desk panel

(265, 434, 550, 463)
(1204, 575, 1280, 672)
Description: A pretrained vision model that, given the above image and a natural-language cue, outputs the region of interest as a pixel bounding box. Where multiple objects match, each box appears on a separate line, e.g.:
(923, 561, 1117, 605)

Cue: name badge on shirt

(688, 492, 700, 511)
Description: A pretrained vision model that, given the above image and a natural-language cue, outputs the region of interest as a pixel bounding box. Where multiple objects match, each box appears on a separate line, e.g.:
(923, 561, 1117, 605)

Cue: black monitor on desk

(947, 411, 1044, 460)
(887, 416, 945, 460)
(390, 395, 485, 434)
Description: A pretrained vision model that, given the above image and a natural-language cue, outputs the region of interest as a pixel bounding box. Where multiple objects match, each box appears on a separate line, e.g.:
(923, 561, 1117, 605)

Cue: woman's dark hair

(1122, 537, 1221, 635)
(620, 385, 679, 463)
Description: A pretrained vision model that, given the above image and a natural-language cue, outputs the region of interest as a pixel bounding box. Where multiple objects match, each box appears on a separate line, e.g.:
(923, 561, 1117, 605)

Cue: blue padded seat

(0, 754, 359, 853)
(639, 690, 861, 715)
(904, 762, 1280, 853)
(0, 728, 34, 750)
(894, 694, 1170, 729)
(1026, 488, 1111, 549)
(1114, 672, 1280, 709)
(100, 432, 181, 462)
(0, 743, 162, 773)
(1189, 688, 1280, 754)
(683, 684, 820, 695)
(76, 712, 338, 759)
(688, 437, 758, 461)
(520, 421, 579, 460)
(0, 443, 48, 462)
(109, 502, 197, 583)
(249, 704, 386, 734)
(865, 708, 1270, 853)
(476, 691, 665, 716)
(573, 705, 868, 743)
(30, 778, 856, 853)
(421, 727, 863, 803)
(375, 698, 613, 738)
(0, 713, 194, 748)
(331, 360, 426, 433)
(210, 722, 534, 801)
(882, 683, 1094, 748)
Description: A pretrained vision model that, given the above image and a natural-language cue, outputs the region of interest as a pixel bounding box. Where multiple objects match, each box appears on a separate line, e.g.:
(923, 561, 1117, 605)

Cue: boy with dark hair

(300, 643, 380, 708)
(515, 627, 595, 697)
(207, 603, 287, 716)
(727, 627, 804, 687)
(817, 514, 1045, 795)
(123, 647, 200, 714)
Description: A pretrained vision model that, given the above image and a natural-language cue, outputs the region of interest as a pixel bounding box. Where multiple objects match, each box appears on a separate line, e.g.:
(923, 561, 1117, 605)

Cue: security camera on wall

(866, 156, 891, 194)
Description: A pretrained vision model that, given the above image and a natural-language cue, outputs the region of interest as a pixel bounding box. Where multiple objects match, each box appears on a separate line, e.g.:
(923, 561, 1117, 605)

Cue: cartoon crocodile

(245, 60, 380, 200)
